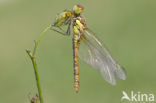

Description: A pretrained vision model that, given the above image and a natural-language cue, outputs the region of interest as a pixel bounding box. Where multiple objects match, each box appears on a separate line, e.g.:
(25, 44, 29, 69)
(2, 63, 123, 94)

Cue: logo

(121, 91, 155, 102)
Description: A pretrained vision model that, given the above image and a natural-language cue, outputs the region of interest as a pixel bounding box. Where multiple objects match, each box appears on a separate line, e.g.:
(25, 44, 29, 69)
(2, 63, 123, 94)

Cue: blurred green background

(0, 0, 156, 103)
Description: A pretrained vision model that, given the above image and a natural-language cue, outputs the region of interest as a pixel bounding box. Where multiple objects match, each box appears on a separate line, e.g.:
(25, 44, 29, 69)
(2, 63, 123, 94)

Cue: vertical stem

(26, 25, 53, 103)
(31, 57, 43, 103)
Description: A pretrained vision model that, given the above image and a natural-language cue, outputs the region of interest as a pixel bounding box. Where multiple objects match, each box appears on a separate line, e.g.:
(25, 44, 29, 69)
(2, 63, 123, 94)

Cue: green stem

(31, 57, 43, 103)
(26, 25, 53, 103)
(33, 25, 53, 56)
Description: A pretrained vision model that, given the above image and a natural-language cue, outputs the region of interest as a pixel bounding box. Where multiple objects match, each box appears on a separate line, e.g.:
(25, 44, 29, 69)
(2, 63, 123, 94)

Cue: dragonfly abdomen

(73, 36, 80, 93)
(72, 12, 86, 93)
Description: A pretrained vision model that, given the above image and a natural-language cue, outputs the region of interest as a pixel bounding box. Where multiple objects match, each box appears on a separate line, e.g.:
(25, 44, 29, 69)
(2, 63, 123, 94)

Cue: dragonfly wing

(79, 29, 126, 85)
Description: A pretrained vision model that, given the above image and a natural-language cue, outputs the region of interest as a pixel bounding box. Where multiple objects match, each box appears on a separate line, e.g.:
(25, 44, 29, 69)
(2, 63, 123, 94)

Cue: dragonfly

(51, 5, 126, 93)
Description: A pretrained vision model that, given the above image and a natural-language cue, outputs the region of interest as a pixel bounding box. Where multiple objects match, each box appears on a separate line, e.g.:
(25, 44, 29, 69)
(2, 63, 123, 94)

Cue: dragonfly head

(73, 5, 84, 15)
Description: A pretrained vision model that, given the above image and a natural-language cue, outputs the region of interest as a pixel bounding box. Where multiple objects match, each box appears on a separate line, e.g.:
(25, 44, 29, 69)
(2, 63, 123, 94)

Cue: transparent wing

(79, 29, 126, 85)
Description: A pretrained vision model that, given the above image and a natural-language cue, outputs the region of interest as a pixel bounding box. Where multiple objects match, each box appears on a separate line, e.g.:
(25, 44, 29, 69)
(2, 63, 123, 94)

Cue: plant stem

(33, 25, 53, 56)
(26, 25, 53, 103)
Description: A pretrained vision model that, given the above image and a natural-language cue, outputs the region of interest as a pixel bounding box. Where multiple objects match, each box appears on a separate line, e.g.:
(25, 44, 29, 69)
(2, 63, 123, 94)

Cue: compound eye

(73, 5, 84, 15)
(77, 5, 84, 11)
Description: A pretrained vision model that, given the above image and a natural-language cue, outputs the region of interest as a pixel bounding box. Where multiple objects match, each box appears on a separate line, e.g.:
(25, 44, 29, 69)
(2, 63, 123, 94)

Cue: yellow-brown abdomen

(73, 36, 80, 93)
(74, 54, 79, 93)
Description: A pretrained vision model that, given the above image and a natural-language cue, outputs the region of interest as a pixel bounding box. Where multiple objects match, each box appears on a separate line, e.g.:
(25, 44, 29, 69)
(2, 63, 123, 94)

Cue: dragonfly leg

(51, 28, 69, 35)
(51, 21, 71, 36)
(66, 21, 71, 35)
(51, 27, 70, 36)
